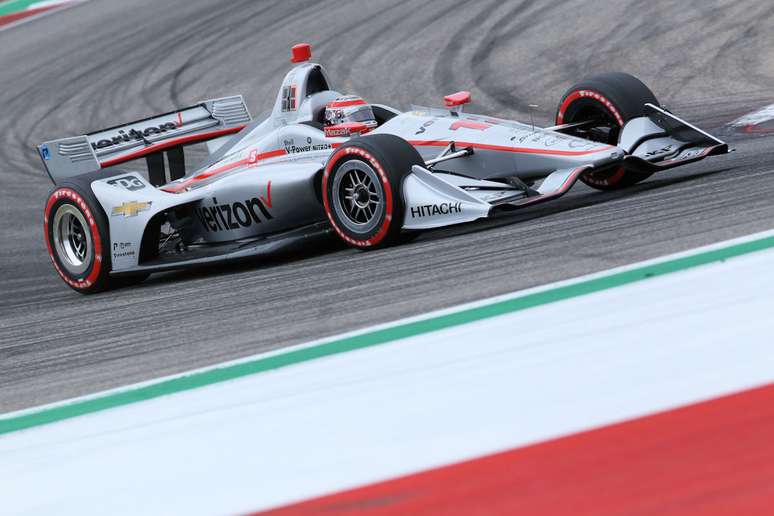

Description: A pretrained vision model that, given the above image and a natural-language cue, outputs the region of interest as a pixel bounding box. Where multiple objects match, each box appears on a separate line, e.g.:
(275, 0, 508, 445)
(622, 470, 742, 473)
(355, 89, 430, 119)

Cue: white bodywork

(38, 53, 728, 275)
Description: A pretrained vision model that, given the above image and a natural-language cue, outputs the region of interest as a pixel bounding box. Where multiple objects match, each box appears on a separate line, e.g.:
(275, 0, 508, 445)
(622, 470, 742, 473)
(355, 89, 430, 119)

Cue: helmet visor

(347, 105, 375, 123)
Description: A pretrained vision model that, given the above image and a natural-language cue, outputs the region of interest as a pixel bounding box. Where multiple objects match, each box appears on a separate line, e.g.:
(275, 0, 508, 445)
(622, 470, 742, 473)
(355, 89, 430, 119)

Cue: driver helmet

(324, 95, 377, 129)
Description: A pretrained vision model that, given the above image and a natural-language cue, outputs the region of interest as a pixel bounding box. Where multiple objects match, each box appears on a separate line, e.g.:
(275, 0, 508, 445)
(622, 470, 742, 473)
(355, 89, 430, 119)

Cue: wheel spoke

(335, 161, 386, 229)
(53, 205, 92, 272)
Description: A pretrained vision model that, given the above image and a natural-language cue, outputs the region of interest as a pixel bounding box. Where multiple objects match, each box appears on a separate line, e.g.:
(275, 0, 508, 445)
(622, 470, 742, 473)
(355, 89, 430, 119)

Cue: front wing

(400, 103, 729, 230)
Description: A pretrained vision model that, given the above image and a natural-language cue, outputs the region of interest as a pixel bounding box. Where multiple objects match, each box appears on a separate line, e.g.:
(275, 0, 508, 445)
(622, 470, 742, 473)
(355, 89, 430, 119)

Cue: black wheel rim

(331, 159, 385, 235)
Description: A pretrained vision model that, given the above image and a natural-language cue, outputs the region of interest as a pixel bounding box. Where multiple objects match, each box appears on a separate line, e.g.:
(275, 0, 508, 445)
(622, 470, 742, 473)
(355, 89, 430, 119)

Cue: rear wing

(38, 96, 251, 185)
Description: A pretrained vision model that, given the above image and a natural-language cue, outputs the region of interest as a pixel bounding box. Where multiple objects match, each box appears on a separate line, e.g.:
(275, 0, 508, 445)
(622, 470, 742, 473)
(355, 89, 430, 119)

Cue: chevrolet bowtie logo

(112, 201, 152, 217)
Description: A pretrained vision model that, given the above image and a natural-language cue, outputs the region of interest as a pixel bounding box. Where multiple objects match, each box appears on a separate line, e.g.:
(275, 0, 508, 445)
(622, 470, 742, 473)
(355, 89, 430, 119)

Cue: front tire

(556, 72, 660, 190)
(44, 184, 112, 294)
(323, 134, 423, 249)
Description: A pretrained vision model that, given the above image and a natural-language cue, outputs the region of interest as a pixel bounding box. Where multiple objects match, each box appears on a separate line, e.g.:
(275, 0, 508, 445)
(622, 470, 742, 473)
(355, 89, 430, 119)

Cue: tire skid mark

(1, 0, 774, 411)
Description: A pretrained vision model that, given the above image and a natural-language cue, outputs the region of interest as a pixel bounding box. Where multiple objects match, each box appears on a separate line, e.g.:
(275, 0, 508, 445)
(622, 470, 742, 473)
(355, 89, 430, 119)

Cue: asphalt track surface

(1, 0, 774, 412)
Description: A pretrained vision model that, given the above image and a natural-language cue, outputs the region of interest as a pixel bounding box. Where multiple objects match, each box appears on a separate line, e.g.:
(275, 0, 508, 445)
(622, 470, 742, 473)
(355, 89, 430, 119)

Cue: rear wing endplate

(38, 96, 251, 185)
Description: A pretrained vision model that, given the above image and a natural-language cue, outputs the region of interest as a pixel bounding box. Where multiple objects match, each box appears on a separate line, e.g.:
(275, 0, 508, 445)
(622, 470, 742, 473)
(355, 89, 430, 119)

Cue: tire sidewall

(556, 72, 659, 127)
(44, 184, 111, 293)
(324, 146, 395, 247)
(556, 73, 659, 190)
(323, 135, 421, 249)
(556, 89, 631, 189)
(557, 89, 627, 130)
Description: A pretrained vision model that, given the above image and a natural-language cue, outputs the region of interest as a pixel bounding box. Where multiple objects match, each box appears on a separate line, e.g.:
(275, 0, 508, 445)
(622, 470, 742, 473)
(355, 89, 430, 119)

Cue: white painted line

(730, 103, 774, 127)
(4, 227, 774, 423)
(27, 0, 73, 9)
(1, 240, 774, 515)
(0, 0, 84, 33)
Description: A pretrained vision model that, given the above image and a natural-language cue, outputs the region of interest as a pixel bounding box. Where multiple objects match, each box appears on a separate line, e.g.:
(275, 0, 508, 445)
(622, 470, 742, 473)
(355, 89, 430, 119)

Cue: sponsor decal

(193, 183, 273, 233)
(411, 202, 462, 218)
(111, 201, 152, 217)
(415, 119, 436, 135)
(91, 121, 181, 150)
(284, 136, 332, 154)
(324, 126, 351, 138)
(467, 115, 505, 126)
(281, 84, 298, 112)
(112, 241, 135, 259)
(645, 145, 674, 157)
(566, 137, 598, 149)
(577, 90, 624, 126)
(509, 127, 599, 151)
(107, 175, 145, 191)
(40, 145, 51, 161)
(673, 148, 704, 161)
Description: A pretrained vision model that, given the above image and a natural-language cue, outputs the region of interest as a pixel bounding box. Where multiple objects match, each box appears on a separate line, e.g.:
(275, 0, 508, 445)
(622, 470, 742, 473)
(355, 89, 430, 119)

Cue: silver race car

(39, 43, 729, 293)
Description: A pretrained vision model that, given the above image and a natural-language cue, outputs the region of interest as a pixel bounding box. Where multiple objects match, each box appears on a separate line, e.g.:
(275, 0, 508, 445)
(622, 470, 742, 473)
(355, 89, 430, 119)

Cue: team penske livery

(38, 43, 729, 293)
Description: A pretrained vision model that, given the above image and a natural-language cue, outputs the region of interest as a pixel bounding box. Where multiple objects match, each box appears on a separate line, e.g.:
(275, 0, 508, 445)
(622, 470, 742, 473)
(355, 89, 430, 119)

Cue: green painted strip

(0, 1, 44, 16)
(2, 234, 774, 435)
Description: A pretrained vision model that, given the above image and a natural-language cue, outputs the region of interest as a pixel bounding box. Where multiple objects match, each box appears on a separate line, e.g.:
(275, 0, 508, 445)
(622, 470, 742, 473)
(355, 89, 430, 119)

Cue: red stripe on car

(99, 127, 245, 168)
(408, 139, 612, 156)
(161, 148, 286, 193)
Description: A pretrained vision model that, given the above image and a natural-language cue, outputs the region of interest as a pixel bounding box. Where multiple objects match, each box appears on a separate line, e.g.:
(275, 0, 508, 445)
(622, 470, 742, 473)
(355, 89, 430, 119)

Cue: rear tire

(556, 72, 660, 190)
(323, 134, 423, 249)
(44, 184, 113, 294)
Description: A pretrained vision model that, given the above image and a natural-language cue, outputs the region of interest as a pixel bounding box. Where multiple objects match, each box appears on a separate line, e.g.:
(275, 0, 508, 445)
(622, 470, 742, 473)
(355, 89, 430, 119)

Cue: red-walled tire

(44, 184, 113, 294)
(556, 72, 660, 190)
(323, 134, 423, 249)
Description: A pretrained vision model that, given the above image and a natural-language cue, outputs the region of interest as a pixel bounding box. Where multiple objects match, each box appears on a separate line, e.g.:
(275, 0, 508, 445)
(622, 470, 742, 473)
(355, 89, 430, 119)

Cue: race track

(1, 0, 774, 411)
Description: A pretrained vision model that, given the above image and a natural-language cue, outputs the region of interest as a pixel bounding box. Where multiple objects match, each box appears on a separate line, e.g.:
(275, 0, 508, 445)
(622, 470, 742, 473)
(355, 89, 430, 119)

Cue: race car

(39, 43, 729, 293)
